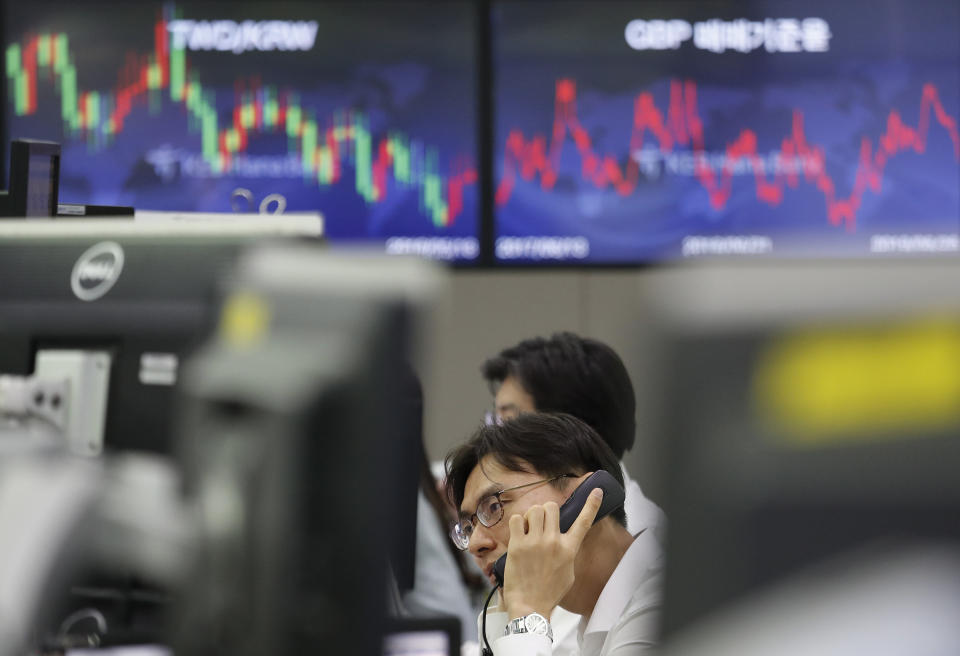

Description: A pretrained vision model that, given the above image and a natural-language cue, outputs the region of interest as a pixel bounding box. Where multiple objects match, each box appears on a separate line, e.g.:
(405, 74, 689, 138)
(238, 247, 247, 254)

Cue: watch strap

(504, 612, 553, 641)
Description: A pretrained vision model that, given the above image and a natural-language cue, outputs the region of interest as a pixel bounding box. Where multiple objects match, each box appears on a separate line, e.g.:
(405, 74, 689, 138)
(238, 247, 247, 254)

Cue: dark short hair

(481, 332, 636, 458)
(445, 412, 627, 527)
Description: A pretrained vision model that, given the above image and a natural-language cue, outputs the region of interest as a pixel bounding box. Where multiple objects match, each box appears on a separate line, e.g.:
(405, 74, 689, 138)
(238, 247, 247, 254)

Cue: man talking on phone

(445, 413, 663, 656)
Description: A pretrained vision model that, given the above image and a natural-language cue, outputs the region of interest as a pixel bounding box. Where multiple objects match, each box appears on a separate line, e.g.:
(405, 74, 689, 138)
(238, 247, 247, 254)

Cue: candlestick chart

(4, 2, 479, 258)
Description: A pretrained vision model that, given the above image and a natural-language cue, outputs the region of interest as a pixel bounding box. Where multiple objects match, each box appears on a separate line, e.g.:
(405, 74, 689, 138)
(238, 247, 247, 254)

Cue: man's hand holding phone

(501, 487, 604, 620)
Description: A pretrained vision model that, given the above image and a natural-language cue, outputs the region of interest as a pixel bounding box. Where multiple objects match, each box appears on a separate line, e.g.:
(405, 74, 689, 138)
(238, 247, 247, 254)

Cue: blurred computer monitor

(0, 220, 318, 456)
(638, 260, 960, 638)
(0, 221, 320, 648)
(171, 246, 443, 656)
(383, 617, 460, 656)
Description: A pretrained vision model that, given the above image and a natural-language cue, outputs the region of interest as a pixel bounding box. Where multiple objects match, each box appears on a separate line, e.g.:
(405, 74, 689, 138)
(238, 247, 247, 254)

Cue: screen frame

(384, 616, 461, 656)
(6, 138, 61, 217)
(3, 0, 955, 267)
(0, 0, 488, 263)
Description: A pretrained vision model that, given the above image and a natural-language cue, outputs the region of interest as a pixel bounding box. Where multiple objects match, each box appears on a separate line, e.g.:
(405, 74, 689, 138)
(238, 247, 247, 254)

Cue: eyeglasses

(449, 474, 573, 550)
(482, 410, 503, 427)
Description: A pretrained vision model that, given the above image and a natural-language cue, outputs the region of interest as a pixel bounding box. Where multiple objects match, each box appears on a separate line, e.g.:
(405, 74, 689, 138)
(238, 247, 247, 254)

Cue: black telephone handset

(492, 470, 626, 587)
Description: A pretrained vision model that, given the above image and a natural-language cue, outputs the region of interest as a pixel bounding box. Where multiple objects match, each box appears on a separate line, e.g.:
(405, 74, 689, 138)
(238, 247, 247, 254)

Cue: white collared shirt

(480, 529, 664, 656)
(578, 529, 664, 655)
(549, 462, 667, 656)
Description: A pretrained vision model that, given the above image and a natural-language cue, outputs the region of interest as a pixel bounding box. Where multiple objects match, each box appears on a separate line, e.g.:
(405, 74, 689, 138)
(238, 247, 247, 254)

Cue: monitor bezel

(8, 137, 61, 217)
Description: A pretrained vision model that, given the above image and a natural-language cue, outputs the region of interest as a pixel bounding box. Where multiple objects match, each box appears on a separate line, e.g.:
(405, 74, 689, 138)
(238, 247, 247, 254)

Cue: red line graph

(496, 79, 960, 231)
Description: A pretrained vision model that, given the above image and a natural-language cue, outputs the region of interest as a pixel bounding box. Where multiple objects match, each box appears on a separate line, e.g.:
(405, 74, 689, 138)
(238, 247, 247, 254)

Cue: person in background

(480, 332, 665, 543)
(480, 332, 666, 655)
(446, 413, 663, 656)
(403, 445, 486, 642)
(397, 369, 484, 642)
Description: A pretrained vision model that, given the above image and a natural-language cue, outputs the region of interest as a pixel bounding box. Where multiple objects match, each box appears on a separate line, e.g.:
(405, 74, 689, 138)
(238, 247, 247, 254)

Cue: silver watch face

(524, 613, 549, 636)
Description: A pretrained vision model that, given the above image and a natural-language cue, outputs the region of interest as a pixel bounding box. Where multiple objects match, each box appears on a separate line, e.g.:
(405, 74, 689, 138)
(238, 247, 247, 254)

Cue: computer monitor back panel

(0, 234, 259, 454)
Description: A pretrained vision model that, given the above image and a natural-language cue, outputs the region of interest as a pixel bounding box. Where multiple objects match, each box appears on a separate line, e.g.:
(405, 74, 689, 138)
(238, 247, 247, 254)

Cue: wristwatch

(504, 612, 553, 641)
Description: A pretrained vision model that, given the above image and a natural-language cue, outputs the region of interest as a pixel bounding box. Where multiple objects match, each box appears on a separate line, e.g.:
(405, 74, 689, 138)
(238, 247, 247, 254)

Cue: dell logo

(71, 241, 125, 301)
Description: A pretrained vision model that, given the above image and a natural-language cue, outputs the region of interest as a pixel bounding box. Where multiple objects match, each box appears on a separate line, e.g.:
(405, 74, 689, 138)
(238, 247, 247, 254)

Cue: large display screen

(4, 1, 479, 261)
(493, 0, 960, 263)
